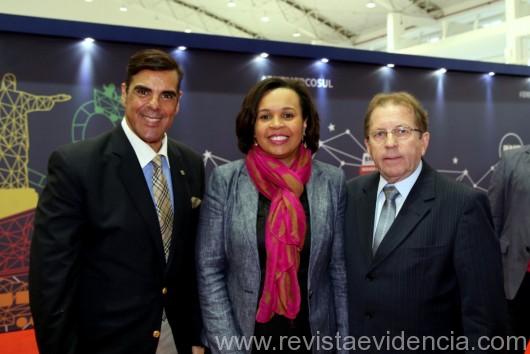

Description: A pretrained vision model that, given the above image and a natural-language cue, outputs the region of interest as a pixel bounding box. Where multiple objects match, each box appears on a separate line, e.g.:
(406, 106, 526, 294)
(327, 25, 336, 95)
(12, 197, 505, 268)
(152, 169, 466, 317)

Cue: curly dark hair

(236, 77, 320, 154)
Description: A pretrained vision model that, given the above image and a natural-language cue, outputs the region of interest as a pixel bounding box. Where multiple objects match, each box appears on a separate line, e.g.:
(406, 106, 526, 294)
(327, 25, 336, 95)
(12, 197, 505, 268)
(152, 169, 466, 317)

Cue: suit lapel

(370, 163, 436, 269)
(306, 163, 325, 291)
(359, 174, 378, 265)
(524, 146, 530, 164)
(239, 166, 260, 268)
(111, 127, 166, 268)
(166, 143, 192, 268)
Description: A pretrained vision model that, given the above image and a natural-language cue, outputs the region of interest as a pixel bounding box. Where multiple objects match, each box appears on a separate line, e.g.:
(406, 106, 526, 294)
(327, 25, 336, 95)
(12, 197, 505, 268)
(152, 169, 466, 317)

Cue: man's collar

(121, 118, 169, 168)
(377, 160, 423, 198)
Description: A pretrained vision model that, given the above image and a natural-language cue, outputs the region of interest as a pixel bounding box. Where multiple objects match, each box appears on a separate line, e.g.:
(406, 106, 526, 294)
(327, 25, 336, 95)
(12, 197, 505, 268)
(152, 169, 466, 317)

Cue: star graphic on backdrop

(328, 123, 335, 132)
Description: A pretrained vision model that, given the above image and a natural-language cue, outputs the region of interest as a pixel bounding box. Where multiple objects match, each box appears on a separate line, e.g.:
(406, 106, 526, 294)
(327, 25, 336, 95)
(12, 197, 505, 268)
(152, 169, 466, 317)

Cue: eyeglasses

(368, 126, 423, 144)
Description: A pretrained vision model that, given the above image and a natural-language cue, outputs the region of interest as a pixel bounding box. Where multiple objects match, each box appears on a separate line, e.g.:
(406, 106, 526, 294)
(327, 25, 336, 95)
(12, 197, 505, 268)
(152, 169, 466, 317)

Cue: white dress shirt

(121, 118, 178, 354)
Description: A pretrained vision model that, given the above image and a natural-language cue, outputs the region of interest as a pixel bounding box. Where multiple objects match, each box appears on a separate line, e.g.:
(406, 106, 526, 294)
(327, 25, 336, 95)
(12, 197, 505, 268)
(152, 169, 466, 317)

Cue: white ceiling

(2, 0, 530, 65)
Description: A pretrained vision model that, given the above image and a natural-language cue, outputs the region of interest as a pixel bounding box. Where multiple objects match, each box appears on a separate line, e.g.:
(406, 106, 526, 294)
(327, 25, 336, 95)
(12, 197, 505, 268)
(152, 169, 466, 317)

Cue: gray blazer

(196, 159, 348, 354)
(488, 145, 530, 300)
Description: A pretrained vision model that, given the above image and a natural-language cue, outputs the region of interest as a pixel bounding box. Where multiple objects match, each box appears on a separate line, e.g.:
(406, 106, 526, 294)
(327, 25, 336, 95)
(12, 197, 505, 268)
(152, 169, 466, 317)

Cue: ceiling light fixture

(184, 28, 192, 33)
(386, 63, 395, 68)
(119, 6, 128, 12)
(292, 32, 301, 37)
(259, 52, 269, 59)
(366, 1, 376, 9)
(177, 46, 187, 51)
(83, 37, 95, 43)
(227, 0, 236, 7)
(261, 16, 270, 23)
(437, 68, 447, 74)
(488, 71, 495, 76)
(320, 58, 329, 63)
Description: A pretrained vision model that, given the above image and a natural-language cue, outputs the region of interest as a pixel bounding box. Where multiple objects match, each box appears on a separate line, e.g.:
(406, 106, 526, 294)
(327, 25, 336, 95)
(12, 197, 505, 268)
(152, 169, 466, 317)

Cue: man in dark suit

(344, 92, 508, 353)
(29, 49, 204, 354)
(488, 145, 530, 344)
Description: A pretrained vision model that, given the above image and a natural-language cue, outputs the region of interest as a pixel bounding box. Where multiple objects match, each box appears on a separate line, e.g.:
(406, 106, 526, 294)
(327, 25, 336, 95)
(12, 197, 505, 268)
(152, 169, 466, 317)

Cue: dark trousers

(508, 272, 530, 352)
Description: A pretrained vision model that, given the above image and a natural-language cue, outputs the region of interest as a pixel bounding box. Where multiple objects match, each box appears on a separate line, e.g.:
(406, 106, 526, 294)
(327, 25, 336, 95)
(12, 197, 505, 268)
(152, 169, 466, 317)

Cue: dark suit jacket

(344, 162, 507, 353)
(488, 145, 530, 300)
(29, 126, 204, 354)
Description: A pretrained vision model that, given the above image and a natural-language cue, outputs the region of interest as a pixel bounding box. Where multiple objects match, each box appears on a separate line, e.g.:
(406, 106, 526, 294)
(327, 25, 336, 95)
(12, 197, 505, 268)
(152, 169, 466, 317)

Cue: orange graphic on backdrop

(0, 210, 33, 330)
(0, 210, 33, 276)
(0, 72, 70, 333)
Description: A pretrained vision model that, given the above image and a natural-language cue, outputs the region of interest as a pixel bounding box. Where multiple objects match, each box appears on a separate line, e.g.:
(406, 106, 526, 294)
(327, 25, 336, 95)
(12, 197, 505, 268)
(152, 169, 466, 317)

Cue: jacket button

(162, 287, 168, 295)
(153, 330, 161, 338)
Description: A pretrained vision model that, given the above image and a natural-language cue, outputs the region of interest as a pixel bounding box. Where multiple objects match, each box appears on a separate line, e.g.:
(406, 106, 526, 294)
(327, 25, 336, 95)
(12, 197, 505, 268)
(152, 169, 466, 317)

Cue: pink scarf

(245, 145, 312, 322)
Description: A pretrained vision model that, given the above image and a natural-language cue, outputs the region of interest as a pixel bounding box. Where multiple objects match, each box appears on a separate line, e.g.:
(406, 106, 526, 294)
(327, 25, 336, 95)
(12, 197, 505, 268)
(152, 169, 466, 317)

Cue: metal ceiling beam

(169, 0, 263, 39)
(277, 0, 357, 42)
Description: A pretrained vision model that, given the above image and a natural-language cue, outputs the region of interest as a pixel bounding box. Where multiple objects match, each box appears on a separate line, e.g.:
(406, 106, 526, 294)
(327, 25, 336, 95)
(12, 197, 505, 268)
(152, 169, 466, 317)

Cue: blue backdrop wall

(0, 14, 530, 335)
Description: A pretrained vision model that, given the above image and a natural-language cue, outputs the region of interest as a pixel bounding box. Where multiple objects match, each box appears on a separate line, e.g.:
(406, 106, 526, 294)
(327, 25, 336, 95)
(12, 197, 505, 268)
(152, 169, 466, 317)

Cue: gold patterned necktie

(151, 155, 173, 261)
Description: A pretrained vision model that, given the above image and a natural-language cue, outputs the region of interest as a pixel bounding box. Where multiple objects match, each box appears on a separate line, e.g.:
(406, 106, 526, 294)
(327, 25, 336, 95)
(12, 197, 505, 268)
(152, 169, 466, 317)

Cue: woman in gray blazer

(197, 78, 348, 354)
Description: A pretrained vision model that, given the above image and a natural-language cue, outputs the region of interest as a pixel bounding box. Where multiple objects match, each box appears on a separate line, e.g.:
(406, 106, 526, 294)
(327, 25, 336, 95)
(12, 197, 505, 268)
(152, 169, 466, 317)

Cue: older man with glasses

(343, 92, 509, 353)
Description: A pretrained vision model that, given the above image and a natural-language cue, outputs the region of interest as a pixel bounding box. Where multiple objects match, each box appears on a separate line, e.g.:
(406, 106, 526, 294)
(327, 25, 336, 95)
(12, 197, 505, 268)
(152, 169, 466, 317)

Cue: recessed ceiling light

(429, 37, 440, 43)
(386, 63, 395, 68)
(259, 52, 269, 58)
(488, 71, 495, 76)
(227, 0, 236, 7)
(261, 16, 270, 23)
(85, 0, 93, 2)
(83, 37, 95, 43)
(320, 58, 329, 63)
(437, 68, 447, 74)
(184, 29, 192, 33)
(292, 32, 301, 37)
(366, 1, 376, 9)
(177, 46, 187, 51)
(119, 6, 128, 12)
